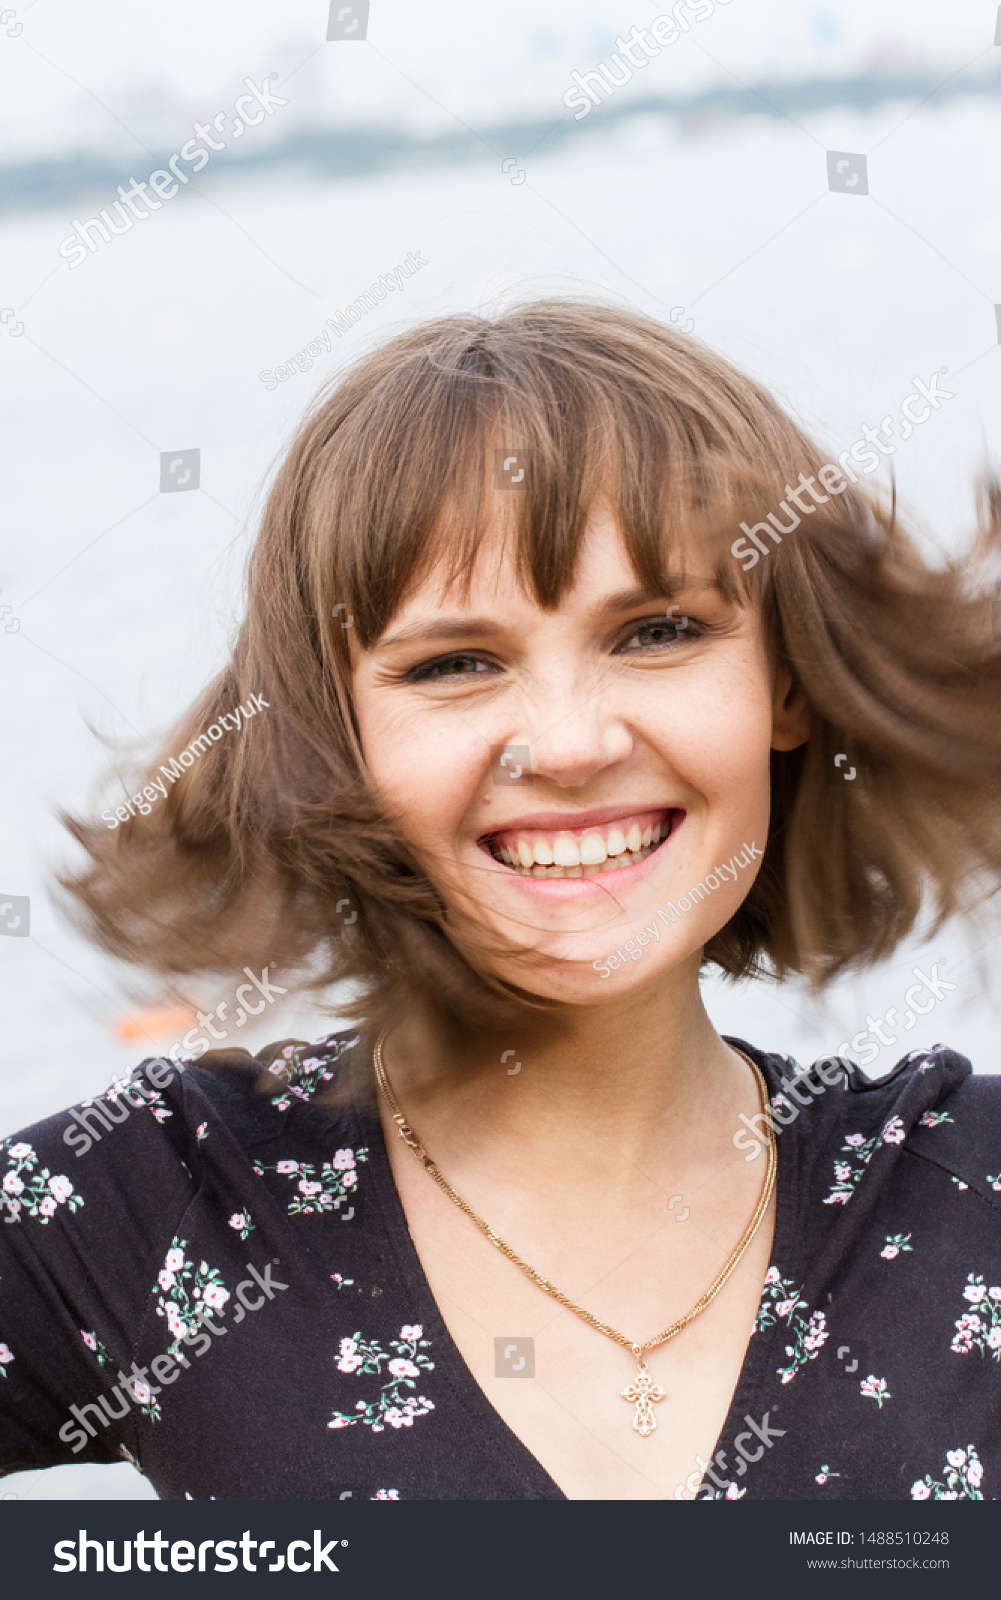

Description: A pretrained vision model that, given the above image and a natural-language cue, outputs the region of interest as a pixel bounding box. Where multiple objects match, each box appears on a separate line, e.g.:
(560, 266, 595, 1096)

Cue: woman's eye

(408, 653, 495, 683)
(620, 617, 695, 651)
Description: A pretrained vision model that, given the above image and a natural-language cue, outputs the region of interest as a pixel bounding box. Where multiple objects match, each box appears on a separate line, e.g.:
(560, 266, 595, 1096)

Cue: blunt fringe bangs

(59, 300, 1001, 1033)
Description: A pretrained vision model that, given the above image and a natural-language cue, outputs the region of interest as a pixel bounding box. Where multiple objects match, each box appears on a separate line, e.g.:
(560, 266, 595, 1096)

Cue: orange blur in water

(114, 1002, 198, 1042)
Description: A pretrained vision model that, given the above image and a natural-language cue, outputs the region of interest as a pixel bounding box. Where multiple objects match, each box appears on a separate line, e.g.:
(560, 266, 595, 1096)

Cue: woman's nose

(514, 696, 634, 789)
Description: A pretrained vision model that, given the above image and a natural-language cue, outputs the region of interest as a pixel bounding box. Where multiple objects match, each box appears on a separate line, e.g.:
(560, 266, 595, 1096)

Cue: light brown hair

(60, 301, 1001, 1033)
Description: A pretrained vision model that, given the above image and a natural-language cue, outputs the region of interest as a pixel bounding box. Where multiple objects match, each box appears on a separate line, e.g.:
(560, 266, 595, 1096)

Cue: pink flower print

(388, 1358, 419, 1380)
(803, 1312, 828, 1353)
(132, 1380, 152, 1405)
(834, 1163, 851, 1182)
(964, 1284, 987, 1304)
(911, 1481, 931, 1499)
(80, 1330, 97, 1351)
(725, 1483, 742, 1499)
(342, 1169, 357, 1189)
(860, 1374, 891, 1407)
(165, 1247, 184, 1272)
(880, 1233, 912, 1261)
(275, 1100, 290, 1112)
(969, 1459, 984, 1487)
(952, 1313, 977, 1353)
(775, 1299, 797, 1318)
(844, 1133, 865, 1147)
(228, 1213, 247, 1231)
(337, 1335, 363, 1373)
(196, 1122, 208, 1141)
(202, 1283, 230, 1312)
(990, 1288, 1001, 1300)
(276, 1160, 298, 1174)
(165, 1304, 185, 1340)
(39, 1195, 56, 1218)
(328, 1417, 350, 1429)
(332, 1149, 356, 1171)
(298, 1179, 322, 1196)
(8, 1143, 33, 1160)
(373, 1489, 399, 1500)
(269, 1062, 285, 1075)
(0, 1343, 13, 1365)
(946, 1449, 966, 1468)
(987, 1329, 1001, 1351)
(385, 1407, 408, 1428)
(2, 1172, 23, 1195)
(400, 1324, 423, 1340)
(158, 1268, 175, 1291)
(764, 1267, 780, 1285)
(882, 1116, 905, 1144)
(2, 1199, 18, 1218)
(48, 1175, 74, 1205)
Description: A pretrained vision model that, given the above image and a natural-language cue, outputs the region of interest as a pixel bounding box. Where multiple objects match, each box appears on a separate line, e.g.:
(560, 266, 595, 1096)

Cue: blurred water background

(1, 0, 1000, 1496)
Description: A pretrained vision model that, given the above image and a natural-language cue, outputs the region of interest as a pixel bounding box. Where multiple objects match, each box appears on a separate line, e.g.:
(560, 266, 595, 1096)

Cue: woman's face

(351, 507, 809, 1004)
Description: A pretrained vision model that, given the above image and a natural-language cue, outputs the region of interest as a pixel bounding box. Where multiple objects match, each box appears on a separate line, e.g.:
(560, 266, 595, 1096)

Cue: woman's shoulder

(176, 1028, 369, 1139)
(131, 1026, 370, 1153)
(0, 1028, 367, 1227)
(732, 1038, 1001, 1205)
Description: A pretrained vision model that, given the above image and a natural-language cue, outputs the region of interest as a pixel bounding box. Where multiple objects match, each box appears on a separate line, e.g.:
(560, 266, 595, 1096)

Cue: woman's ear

(771, 665, 812, 751)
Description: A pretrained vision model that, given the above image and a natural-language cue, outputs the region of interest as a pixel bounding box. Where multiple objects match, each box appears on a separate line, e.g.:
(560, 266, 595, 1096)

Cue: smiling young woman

(3, 302, 1001, 1503)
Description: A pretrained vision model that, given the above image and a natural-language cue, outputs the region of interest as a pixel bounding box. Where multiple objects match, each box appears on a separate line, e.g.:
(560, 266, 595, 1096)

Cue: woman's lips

(480, 807, 679, 880)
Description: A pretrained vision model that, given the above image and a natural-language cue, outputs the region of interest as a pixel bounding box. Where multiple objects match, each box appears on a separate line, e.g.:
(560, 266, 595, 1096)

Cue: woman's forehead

(372, 534, 737, 655)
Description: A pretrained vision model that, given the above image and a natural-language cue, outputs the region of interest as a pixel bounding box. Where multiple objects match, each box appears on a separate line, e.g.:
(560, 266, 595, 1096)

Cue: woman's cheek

(361, 705, 485, 852)
(676, 668, 773, 779)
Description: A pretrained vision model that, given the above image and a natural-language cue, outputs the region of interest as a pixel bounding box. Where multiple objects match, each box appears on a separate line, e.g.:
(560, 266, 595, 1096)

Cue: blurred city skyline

(1, 0, 998, 189)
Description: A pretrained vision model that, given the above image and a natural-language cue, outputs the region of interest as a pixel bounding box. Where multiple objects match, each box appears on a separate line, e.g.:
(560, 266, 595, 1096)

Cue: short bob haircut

(62, 300, 1001, 1033)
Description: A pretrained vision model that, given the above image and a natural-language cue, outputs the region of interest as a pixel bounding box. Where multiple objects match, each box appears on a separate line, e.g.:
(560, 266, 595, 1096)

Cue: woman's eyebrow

(375, 582, 725, 650)
(375, 618, 503, 650)
(597, 579, 722, 612)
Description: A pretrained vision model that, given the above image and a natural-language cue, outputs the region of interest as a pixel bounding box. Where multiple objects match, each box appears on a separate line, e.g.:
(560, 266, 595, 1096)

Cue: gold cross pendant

(621, 1362, 666, 1436)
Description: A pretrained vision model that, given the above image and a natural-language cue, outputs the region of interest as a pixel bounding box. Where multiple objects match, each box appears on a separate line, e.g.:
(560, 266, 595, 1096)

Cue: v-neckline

(351, 1039, 795, 1501)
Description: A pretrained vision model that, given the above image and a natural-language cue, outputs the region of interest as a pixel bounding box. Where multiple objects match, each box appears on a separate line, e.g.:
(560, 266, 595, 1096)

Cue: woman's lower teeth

(505, 841, 658, 877)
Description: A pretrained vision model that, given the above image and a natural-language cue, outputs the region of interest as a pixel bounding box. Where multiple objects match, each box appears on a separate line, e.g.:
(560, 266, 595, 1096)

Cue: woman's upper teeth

(491, 811, 666, 870)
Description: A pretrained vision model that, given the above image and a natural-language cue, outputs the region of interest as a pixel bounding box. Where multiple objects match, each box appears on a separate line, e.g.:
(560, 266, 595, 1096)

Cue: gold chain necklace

(372, 1032, 778, 1437)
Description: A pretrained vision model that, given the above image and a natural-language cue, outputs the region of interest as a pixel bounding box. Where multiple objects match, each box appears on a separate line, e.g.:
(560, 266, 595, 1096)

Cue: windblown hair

(60, 300, 1001, 1032)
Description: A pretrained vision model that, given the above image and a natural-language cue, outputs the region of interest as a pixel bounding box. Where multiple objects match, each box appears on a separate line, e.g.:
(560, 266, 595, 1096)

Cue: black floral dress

(0, 1034, 998, 1500)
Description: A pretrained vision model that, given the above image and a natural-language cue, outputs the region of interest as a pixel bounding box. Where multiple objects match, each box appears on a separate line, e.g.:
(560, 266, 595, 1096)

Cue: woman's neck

(378, 961, 759, 1190)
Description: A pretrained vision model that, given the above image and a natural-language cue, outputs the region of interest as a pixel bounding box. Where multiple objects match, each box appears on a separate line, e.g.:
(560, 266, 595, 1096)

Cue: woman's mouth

(480, 808, 676, 879)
